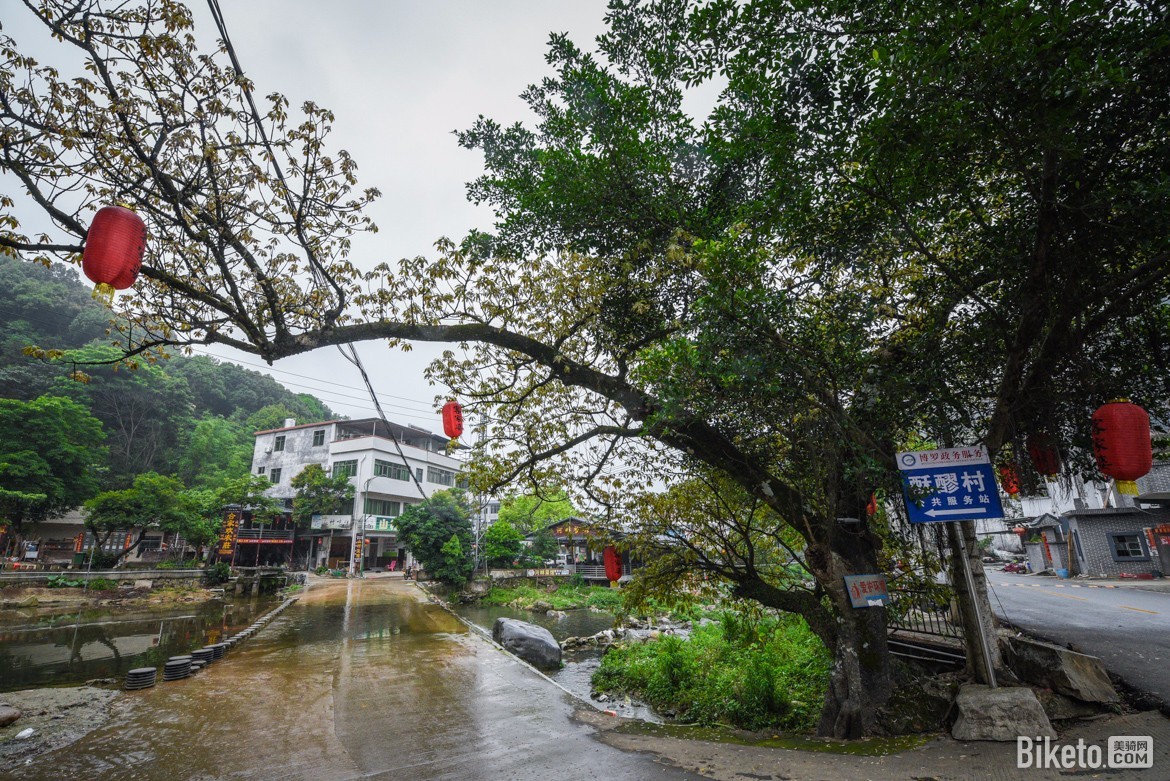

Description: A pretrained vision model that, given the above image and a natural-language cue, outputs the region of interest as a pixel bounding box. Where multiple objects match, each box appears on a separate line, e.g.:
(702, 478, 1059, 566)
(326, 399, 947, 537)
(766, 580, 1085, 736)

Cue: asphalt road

(987, 570, 1170, 702)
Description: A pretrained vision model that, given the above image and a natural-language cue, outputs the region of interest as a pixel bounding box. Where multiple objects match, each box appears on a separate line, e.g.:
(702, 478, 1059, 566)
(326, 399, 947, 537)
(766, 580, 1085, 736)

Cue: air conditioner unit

(264, 448, 272, 454)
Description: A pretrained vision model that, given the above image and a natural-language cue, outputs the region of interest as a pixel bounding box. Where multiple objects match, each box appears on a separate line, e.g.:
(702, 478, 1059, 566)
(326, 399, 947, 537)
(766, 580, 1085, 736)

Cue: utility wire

(205, 1, 459, 503)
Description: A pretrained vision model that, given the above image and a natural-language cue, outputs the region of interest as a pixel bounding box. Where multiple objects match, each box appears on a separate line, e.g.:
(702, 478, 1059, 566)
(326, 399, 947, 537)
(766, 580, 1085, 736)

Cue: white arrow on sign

(924, 507, 988, 518)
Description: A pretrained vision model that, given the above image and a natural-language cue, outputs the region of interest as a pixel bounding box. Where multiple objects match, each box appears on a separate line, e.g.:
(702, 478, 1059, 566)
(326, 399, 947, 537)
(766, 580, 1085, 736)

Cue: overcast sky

(201, 1, 612, 431)
(8, 1, 612, 433)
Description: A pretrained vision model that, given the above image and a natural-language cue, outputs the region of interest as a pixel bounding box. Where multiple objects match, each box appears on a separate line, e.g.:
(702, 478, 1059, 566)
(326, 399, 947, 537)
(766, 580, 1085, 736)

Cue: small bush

(315, 565, 329, 576)
(45, 575, 85, 588)
(481, 583, 626, 612)
(204, 562, 232, 585)
(593, 612, 830, 733)
(156, 559, 200, 569)
(89, 551, 121, 569)
(88, 577, 118, 591)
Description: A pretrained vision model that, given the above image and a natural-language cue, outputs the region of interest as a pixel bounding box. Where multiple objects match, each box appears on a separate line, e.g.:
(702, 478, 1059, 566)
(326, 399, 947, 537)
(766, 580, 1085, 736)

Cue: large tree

(83, 471, 197, 563)
(2, 0, 1168, 736)
(289, 463, 354, 527)
(396, 490, 474, 586)
(0, 395, 107, 537)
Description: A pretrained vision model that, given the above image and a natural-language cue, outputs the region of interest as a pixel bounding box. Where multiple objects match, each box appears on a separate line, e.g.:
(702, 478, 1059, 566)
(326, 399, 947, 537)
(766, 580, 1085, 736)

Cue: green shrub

(89, 551, 121, 569)
(156, 559, 200, 569)
(315, 565, 329, 576)
(88, 577, 118, 591)
(593, 612, 830, 733)
(45, 574, 85, 588)
(481, 583, 626, 612)
(204, 562, 232, 585)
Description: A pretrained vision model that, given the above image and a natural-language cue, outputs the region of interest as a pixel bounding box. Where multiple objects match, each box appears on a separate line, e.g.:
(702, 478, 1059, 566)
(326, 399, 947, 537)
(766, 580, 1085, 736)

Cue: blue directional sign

(897, 447, 1005, 524)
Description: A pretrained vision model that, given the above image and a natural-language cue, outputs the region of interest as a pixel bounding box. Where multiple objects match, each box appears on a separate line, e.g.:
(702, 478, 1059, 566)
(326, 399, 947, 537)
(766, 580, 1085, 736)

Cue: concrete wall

(0, 569, 205, 587)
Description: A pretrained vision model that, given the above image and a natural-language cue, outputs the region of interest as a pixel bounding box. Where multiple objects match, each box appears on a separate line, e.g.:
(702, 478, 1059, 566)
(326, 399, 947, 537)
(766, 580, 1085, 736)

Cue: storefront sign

(526, 568, 570, 577)
(844, 574, 890, 608)
(310, 515, 353, 530)
(217, 510, 240, 556)
(236, 538, 294, 545)
(364, 516, 397, 532)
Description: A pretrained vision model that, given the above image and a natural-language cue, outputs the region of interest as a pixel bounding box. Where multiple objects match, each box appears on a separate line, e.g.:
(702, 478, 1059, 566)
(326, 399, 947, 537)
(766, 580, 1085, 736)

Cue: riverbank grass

(593, 613, 830, 733)
(480, 583, 624, 611)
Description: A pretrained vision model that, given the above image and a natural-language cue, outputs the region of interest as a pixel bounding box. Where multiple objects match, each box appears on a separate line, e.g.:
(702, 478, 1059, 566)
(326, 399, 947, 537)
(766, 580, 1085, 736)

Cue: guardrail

(886, 585, 964, 641)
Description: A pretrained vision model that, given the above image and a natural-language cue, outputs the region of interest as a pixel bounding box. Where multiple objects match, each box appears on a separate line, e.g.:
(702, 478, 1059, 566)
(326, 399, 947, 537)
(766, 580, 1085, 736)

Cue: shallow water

(16, 577, 698, 781)
(0, 596, 280, 691)
(454, 602, 662, 722)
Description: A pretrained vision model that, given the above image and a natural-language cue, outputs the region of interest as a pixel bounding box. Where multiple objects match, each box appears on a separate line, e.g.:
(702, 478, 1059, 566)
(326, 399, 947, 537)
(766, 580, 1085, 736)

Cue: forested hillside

(0, 255, 337, 492)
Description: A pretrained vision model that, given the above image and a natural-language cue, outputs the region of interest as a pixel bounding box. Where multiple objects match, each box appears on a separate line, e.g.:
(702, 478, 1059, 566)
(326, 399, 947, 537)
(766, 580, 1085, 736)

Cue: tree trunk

(809, 532, 894, 738)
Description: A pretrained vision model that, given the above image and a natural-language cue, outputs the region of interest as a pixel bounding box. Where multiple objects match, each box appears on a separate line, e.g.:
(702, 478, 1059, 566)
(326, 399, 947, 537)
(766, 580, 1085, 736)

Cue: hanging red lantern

(865, 492, 877, 517)
(441, 400, 464, 439)
(603, 545, 623, 583)
(1091, 399, 1152, 495)
(1026, 432, 1061, 478)
(998, 463, 1020, 496)
(82, 205, 146, 299)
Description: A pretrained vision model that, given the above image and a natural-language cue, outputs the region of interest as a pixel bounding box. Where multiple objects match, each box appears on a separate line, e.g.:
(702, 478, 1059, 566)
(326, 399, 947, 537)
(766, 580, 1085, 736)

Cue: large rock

(951, 684, 1056, 742)
(492, 618, 562, 670)
(1004, 636, 1119, 704)
(0, 705, 21, 727)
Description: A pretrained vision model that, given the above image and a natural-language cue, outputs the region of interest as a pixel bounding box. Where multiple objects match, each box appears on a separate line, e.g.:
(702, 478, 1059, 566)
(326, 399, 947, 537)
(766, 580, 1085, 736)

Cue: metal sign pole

(954, 521, 997, 688)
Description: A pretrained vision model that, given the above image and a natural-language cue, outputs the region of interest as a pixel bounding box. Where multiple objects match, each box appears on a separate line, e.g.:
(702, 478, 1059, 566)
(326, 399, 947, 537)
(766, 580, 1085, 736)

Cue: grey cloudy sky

(6, 1, 611, 432)
(199, 1, 611, 430)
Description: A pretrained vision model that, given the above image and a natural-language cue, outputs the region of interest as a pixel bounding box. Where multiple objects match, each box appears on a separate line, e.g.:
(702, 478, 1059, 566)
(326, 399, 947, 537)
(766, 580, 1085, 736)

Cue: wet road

(987, 571, 1170, 701)
(19, 576, 698, 781)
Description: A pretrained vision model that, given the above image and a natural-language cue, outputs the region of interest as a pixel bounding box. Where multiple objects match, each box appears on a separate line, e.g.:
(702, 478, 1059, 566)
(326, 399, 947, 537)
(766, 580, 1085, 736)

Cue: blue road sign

(897, 447, 1005, 524)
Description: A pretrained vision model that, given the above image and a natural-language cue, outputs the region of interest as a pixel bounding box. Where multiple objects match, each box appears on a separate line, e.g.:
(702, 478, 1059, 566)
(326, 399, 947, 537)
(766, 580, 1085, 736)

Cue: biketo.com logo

(1017, 736, 1153, 769)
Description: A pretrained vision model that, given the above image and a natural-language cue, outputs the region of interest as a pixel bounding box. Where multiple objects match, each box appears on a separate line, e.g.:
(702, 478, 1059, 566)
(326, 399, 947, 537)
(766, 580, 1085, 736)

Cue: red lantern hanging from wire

(441, 400, 464, 439)
(1091, 399, 1152, 496)
(998, 463, 1021, 496)
(1026, 432, 1062, 478)
(82, 205, 146, 302)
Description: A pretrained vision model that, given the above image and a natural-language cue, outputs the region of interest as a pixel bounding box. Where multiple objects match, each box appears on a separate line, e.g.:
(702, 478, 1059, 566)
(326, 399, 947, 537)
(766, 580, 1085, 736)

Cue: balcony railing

(237, 527, 294, 540)
(570, 564, 630, 579)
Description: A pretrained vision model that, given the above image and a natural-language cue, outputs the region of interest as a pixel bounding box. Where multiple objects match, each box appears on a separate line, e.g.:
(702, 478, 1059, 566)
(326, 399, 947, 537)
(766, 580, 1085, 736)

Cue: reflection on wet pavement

(19, 577, 698, 780)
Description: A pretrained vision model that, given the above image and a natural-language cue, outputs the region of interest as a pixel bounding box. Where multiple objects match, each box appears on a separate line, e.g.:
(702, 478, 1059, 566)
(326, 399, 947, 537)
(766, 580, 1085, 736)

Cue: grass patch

(480, 583, 624, 612)
(592, 612, 830, 733)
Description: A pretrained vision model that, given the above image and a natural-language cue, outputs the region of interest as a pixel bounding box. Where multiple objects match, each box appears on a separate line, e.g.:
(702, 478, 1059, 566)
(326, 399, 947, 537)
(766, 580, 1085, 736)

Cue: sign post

(897, 447, 1002, 688)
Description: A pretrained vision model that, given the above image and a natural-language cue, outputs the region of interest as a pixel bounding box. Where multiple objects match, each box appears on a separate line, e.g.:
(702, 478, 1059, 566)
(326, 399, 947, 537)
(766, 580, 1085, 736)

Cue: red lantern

(1026, 432, 1061, 478)
(1092, 400, 1152, 495)
(603, 546, 622, 583)
(82, 205, 146, 297)
(441, 400, 464, 439)
(998, 463, 1020, 496)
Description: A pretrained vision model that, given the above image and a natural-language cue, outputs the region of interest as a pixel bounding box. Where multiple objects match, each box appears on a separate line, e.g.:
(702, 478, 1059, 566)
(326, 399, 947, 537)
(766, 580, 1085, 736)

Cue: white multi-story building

(251, 417, 465, 572)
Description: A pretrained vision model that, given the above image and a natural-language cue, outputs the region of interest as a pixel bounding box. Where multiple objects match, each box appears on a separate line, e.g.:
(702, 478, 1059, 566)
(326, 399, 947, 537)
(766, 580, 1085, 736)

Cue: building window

(312, 430, 326, 447)
(365, 497, 401, 517)
(374, 459, 413, 481)
(332, 460, 358, 479)
(257, 466, 266, 475)
(273, 435, 286, 452)
(415, 468, 424, 482)
(1109, 533, 1149, 561)
(427, 467, 455, 486)
(270, 468, 282, 484)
